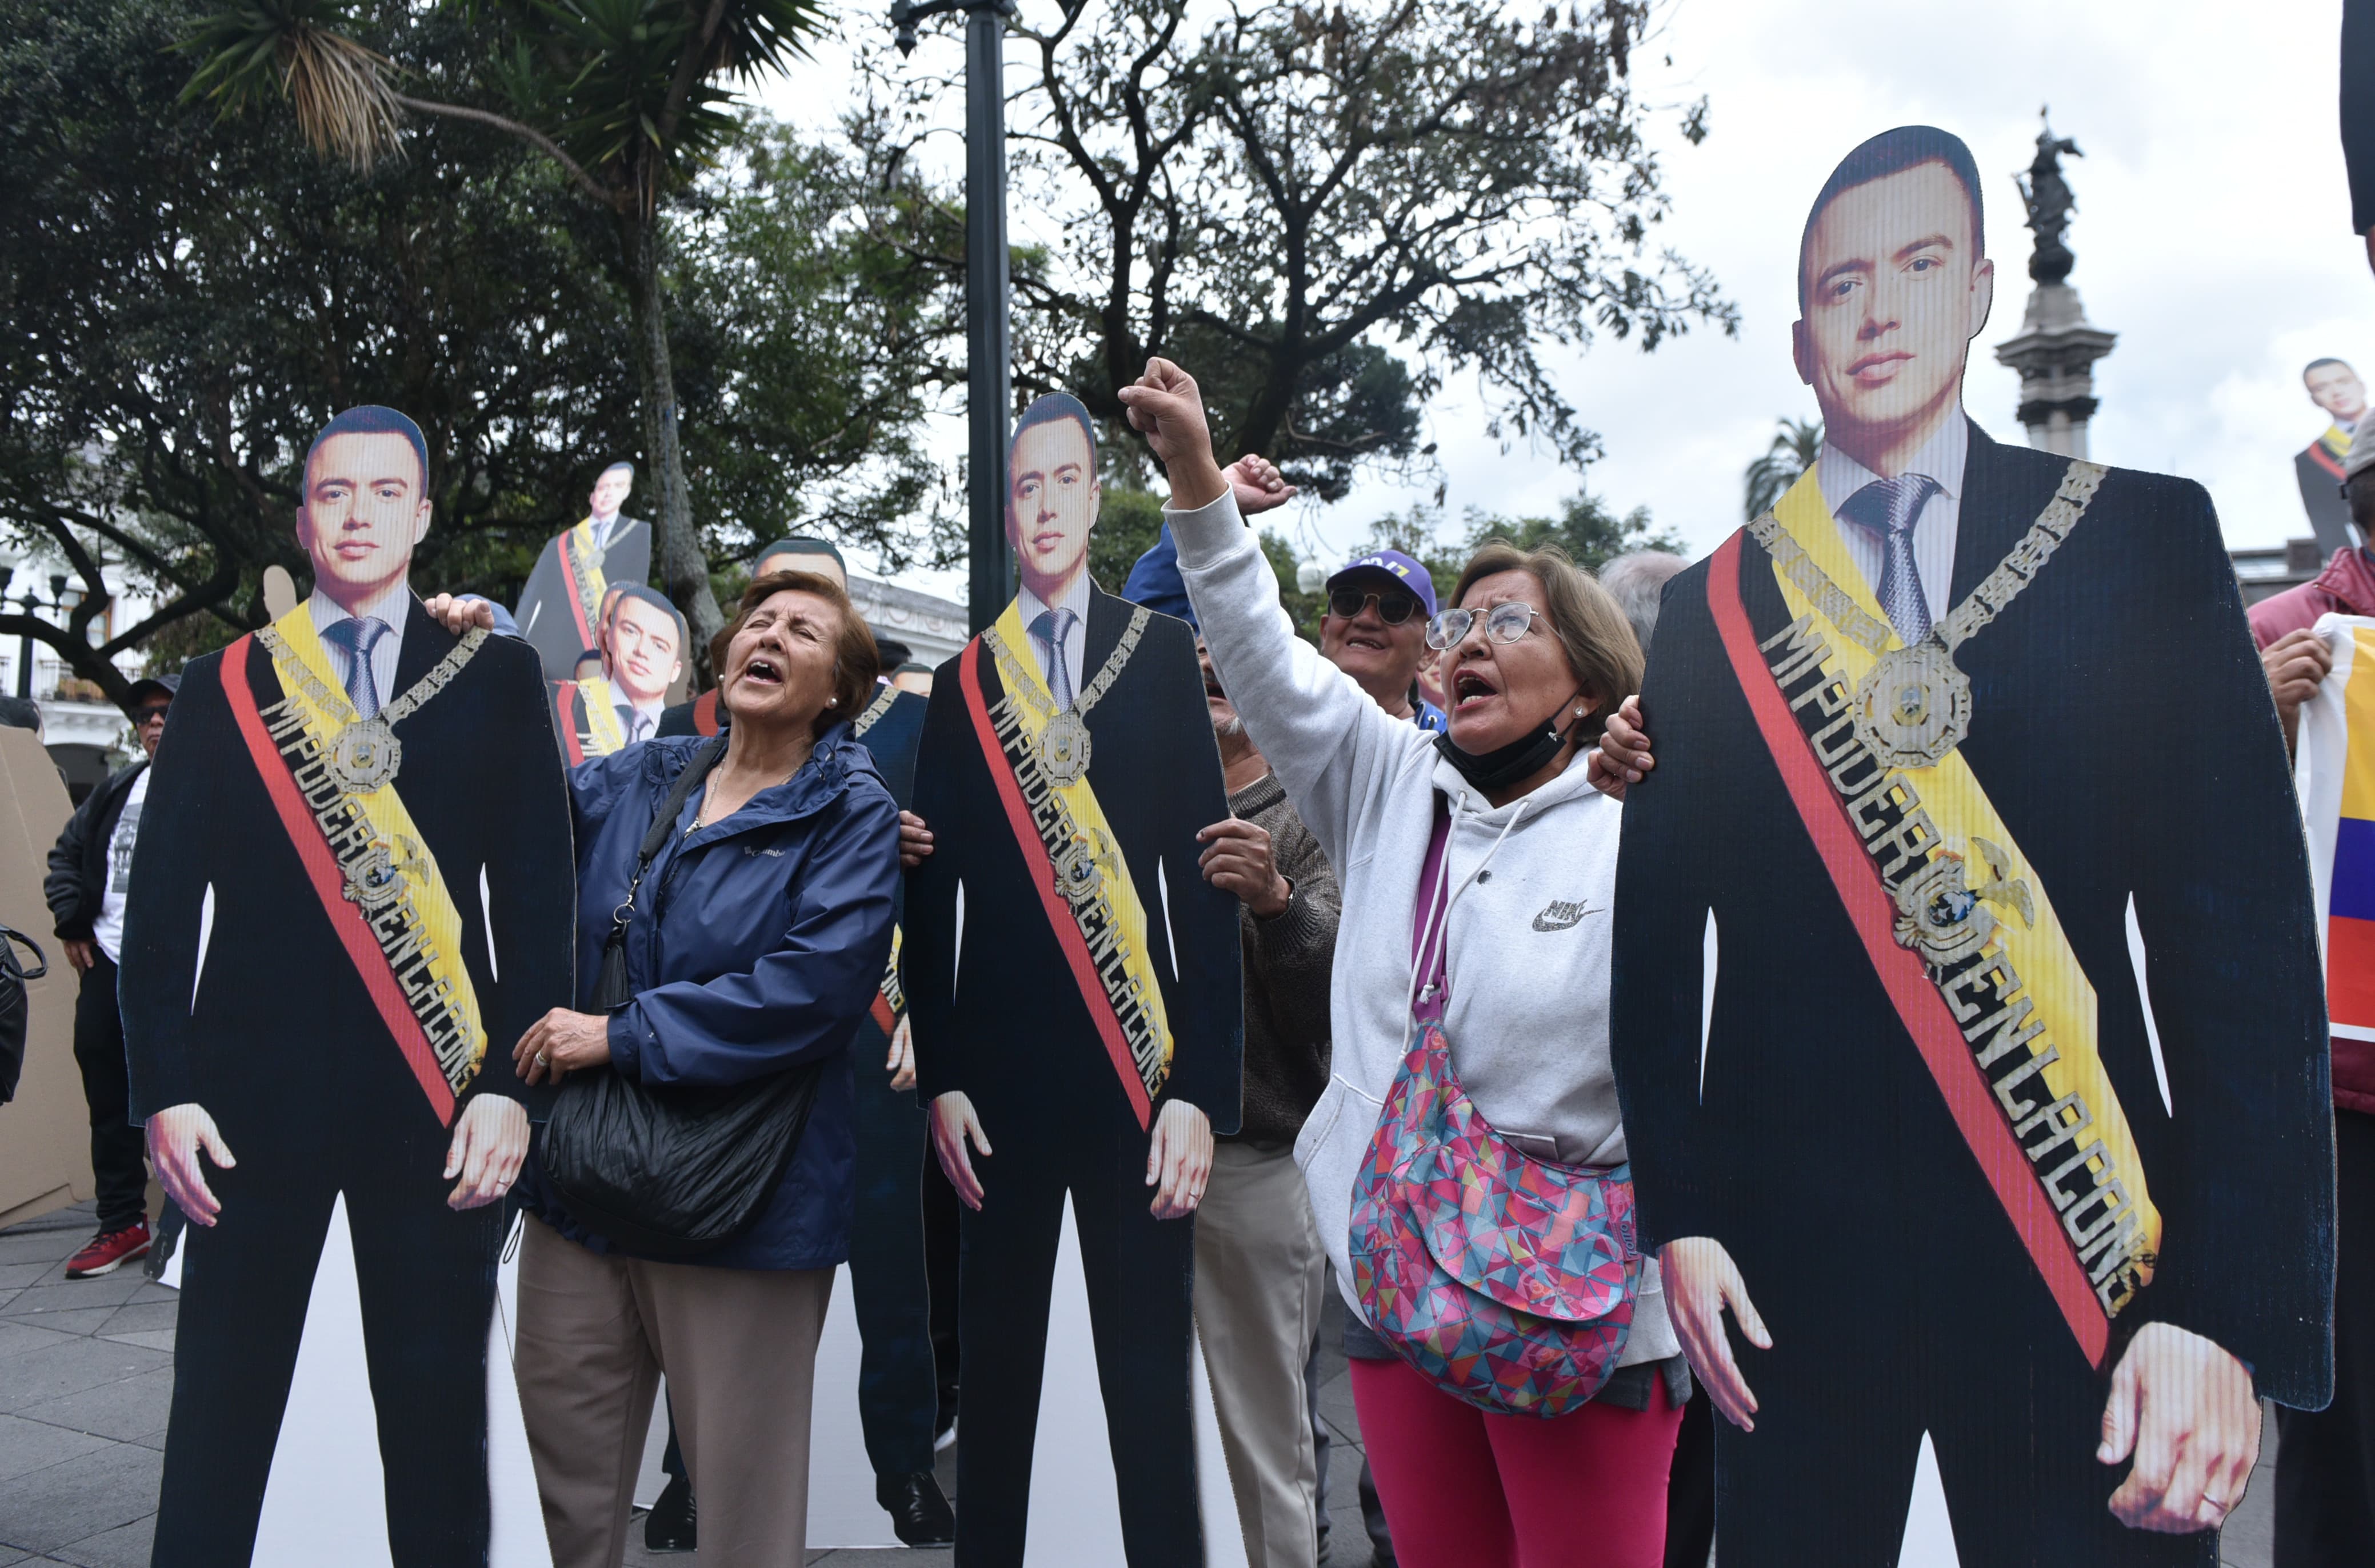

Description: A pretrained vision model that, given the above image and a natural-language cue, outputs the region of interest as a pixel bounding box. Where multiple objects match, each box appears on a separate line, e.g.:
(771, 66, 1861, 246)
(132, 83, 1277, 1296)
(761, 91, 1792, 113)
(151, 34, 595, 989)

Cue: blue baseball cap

(1325, 550, 1436, 618)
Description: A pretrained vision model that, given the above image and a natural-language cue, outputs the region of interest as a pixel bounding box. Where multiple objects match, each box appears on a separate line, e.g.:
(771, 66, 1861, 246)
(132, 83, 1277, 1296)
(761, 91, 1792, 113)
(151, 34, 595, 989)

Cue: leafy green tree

(182, 0, 832, 672)
(1744, 416, 1822, 520)
(864, 0, 1732, 502)
(2, 1, 947, 703)
(1352, 490, 1680, 608)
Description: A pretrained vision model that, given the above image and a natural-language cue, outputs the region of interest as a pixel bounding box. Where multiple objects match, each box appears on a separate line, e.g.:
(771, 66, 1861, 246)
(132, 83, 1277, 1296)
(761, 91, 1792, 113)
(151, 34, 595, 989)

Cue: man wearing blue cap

(1318, 551, 1443, 734)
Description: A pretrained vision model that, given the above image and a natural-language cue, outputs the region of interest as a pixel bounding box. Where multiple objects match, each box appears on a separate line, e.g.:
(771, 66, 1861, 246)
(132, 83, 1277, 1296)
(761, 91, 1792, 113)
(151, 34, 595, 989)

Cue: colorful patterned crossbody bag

(1346, 794, 1640, 1417)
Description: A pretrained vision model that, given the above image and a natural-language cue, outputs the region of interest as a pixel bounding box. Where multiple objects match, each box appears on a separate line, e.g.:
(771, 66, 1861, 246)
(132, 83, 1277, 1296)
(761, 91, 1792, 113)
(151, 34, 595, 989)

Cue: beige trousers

(1194, 1140, 1328, 1568)
(512, 1215, 832, 1568)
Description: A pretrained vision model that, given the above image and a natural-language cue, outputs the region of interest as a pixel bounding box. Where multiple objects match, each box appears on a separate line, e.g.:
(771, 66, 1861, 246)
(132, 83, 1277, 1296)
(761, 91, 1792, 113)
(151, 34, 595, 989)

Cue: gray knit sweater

(1228, 771, 1339, 1145)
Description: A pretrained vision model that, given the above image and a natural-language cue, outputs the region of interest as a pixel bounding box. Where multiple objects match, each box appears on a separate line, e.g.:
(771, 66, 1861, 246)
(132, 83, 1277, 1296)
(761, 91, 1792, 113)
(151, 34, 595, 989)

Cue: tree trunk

(619, 209, 726, 683)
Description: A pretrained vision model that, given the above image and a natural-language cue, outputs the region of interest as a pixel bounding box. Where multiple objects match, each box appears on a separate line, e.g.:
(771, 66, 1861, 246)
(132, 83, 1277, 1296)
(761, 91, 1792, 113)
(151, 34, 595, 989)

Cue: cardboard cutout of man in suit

(548, 584, 686, 764)
(120, 405, 575, 1567)
(516, 459, 653, 679)
(904, 393, 1243, 1566)
(1608, 127, 2332, 1565)
(2298, 358, 2368, 557)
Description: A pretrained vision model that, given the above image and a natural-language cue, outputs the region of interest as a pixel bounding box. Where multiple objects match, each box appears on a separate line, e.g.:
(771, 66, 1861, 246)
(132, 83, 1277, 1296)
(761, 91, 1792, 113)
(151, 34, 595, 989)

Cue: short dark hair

(714, 569, 879, 738)
(607, 583, 686, 647)
(758, 536, 845, 574)
(2306, 357, 2355, 382)
(305, 405, 430, 494)
(1798, 126, 1985, 311)
(1010, 393, 1096, 466)
(598, 459, 634, 480)
(2349, 469, 2375, 533)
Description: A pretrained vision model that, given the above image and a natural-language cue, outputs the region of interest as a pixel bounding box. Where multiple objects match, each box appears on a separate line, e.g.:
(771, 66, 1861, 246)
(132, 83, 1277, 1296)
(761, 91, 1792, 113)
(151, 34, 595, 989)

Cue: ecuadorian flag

(2295, 617, 2375, 1062)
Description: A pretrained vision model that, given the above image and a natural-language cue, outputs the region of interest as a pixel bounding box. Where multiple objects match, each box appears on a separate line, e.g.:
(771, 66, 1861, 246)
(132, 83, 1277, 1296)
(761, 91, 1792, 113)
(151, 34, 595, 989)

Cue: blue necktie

(321, 616, 391, 718)
(1838, 474, 1943, 644)
(1029, 607, 1079, 709)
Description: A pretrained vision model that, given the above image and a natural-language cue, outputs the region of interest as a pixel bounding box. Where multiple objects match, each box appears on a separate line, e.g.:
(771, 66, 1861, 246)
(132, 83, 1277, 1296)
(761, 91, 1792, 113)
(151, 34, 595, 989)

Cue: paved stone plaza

(0, 1202, 2278, 1567)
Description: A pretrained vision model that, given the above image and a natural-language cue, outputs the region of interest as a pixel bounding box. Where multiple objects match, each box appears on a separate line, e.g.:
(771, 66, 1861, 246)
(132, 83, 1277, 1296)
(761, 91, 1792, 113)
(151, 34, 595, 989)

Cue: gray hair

(1597, 551, 1689, 658)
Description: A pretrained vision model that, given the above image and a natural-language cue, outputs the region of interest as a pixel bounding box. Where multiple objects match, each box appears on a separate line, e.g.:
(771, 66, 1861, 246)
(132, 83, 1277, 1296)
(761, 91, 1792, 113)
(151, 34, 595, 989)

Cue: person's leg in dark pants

(71, 956, 147, 1233)
(849, 1040, 941, 1480)
(150, 1132, 339, 1567)
(2278, 1107, 2375, 1566)
(346, 1115, 504, 1568)
(1070, 1121, 1204, 1568)
(950, 1134, 1067, 1568)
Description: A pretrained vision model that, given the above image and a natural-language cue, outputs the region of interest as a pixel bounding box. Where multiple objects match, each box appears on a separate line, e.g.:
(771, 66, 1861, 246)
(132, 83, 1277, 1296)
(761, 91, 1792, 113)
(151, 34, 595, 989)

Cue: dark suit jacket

(1610, 423, 2333, 1408)
(119, 596, 577, 1131)
(905, 586, 1242, 1134)
(514, 517, 652, 681)
(2297, 437, 2356, 558)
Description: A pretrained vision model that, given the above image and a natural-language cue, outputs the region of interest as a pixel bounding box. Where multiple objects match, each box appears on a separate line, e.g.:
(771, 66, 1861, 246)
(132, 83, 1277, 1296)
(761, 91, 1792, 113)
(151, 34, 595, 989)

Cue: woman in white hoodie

(1118, 359, 1686, 1567)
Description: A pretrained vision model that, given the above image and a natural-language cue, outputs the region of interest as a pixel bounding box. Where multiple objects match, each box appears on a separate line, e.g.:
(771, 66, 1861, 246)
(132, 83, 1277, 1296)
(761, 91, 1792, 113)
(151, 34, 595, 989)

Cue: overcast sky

(761, 0, 2370, 594)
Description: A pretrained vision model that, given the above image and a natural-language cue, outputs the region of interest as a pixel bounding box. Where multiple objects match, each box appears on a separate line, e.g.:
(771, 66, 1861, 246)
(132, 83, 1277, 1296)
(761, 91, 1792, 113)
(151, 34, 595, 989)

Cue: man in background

(2298, 359, 2369, 557)
(1129, 502, 1341, 1568)
(1317, 551, 1439, 730)
(2255, 406, 2375, 704)
(44, 673, 177, 1278)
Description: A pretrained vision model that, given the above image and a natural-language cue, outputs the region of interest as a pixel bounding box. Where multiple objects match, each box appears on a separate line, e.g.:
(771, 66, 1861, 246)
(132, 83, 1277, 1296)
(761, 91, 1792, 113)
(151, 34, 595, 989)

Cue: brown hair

(713, 569, 879, 737)
(1450, 541, 1644, 745)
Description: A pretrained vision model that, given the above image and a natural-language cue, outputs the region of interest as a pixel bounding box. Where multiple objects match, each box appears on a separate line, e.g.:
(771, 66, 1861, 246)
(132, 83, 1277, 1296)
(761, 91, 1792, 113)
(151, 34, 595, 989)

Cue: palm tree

(1743, 417, 1822, 521)
(180, 0, 831, 674)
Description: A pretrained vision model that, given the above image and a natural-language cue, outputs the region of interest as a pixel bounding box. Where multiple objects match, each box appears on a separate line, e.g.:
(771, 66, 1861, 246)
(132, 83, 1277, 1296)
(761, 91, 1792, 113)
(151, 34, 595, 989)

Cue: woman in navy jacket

(441, 570, 898, 1568)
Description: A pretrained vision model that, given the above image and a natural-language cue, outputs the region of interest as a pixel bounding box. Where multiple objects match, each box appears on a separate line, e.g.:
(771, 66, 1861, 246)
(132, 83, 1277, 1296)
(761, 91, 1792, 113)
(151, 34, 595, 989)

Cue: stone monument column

(1994, 115, 2117, 458)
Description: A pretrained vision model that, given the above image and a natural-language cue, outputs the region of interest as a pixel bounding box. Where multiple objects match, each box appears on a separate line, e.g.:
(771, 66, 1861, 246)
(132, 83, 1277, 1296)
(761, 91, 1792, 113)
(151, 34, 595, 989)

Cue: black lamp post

(891, 0, 1018, 635)
(3, 571, 70, 701)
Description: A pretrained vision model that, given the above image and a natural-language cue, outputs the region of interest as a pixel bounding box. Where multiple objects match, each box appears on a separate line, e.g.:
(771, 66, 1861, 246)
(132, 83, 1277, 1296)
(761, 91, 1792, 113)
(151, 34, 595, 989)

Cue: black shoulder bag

(540, 738, 826, 1259)
(0, 925, 48, 1105)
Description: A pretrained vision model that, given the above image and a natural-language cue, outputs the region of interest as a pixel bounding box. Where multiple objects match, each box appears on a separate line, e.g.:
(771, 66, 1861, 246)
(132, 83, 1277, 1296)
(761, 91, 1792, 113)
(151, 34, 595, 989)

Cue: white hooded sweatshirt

(1170, 491, 1676, 1365)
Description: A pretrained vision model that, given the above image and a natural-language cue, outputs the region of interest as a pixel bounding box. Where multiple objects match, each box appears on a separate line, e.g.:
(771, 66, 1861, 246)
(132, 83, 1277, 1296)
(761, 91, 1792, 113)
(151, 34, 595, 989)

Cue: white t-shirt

(90, 766, 151, 965)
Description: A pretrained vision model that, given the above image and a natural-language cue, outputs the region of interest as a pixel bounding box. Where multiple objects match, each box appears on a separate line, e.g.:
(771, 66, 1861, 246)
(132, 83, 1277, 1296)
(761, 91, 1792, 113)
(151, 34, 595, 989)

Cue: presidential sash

(2309, 424, 2352, 485)
(221, 609, 490, 1126)
(1708, 469, 2158, 1366)
(957, 601, 1174, 1128)
(559, 519, 610, 658)
(553, 674, 628, 766)
(871, 925, 905, 1038)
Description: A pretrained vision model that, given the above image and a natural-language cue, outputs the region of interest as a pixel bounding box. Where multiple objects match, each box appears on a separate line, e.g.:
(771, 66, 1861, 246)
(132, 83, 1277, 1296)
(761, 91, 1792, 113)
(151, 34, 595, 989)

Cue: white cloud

(759, 0, 2372, 590)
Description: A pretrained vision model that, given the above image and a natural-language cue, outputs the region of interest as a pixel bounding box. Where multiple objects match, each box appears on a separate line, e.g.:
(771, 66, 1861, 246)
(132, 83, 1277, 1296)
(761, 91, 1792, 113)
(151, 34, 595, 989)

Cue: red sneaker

(65, 1221, 150, 1279)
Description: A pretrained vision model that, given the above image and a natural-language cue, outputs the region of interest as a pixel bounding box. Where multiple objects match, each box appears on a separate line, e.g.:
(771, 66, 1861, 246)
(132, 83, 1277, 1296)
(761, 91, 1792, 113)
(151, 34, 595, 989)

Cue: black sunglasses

(1326, 587, 1422, 625)
(133, 705, 170, 724)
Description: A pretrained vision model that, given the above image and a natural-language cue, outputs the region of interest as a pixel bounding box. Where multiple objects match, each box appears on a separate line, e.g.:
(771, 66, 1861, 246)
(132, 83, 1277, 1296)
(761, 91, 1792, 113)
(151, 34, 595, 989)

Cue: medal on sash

(224, 609, 493, 1123)
(1712, 464, 2157, 1366)
(958, 602, 1176, 1127)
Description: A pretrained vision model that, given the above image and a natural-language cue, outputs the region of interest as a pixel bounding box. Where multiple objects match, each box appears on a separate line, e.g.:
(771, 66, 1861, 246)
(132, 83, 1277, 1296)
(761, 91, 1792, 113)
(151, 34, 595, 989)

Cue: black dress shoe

(645, 1473, 697, 1553)
(877, 1471, 957, 1547)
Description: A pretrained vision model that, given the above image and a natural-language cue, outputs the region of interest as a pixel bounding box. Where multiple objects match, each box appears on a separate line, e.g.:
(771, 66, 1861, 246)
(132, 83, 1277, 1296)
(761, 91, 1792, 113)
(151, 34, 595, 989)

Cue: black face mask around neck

(1432, 692, 1585, 794)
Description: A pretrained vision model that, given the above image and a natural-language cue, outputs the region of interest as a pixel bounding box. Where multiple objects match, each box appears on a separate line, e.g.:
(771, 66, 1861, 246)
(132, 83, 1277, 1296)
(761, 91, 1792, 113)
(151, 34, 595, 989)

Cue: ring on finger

(534, 1050, 551, 1066)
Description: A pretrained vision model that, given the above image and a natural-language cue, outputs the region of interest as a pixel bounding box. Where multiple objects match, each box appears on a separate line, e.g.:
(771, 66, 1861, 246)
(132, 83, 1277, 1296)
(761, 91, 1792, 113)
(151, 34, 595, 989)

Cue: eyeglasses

(1426, 602, 1546, 651)
(133, 706, 170, 725)
(1326, 587, 1423, 625)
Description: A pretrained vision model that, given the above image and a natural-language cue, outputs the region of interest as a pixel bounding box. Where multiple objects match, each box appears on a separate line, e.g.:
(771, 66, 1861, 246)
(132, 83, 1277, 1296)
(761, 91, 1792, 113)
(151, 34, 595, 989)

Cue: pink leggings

(1350, 1354, 1682, 1568)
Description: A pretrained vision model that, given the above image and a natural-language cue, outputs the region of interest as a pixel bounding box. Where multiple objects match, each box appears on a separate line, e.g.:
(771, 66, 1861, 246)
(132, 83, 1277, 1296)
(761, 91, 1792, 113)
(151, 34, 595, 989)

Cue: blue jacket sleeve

(611, 783, 901, 1089)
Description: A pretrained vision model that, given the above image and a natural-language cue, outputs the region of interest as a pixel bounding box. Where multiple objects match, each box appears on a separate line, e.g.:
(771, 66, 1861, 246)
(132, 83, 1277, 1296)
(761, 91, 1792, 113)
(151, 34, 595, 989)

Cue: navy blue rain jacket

(521, 727, 900, 1270)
